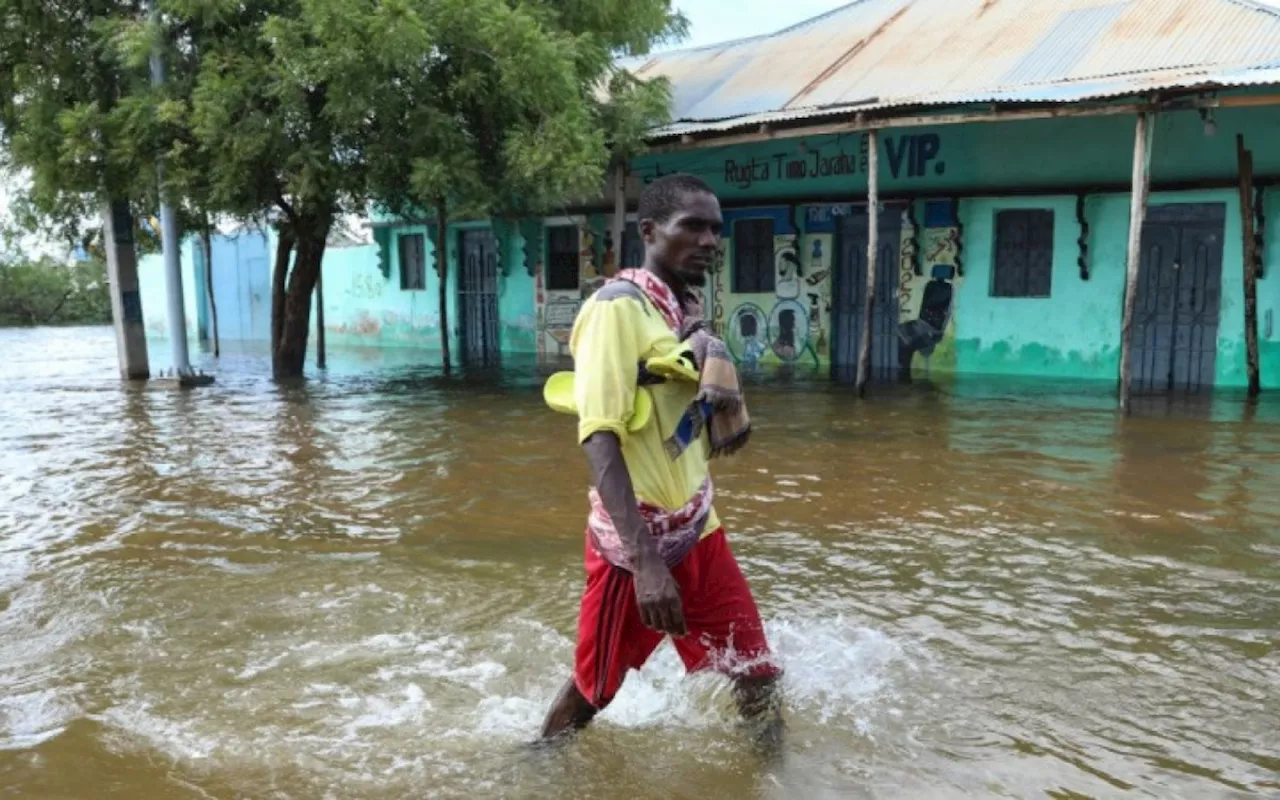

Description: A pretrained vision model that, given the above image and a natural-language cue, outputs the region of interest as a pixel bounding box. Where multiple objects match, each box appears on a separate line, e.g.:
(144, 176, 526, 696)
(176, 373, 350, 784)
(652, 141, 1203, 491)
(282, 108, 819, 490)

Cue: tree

(3, 0, 680, 377)
(365, 0, 679, 370)
(0, 256, 112, 327)
(181, 0, 680, 376)
(0, 1, 169, 258)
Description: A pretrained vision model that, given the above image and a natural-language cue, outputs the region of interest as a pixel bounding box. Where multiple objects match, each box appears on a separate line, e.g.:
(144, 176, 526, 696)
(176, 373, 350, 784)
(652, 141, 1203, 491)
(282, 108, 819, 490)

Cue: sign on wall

(719, 133, 946, 190)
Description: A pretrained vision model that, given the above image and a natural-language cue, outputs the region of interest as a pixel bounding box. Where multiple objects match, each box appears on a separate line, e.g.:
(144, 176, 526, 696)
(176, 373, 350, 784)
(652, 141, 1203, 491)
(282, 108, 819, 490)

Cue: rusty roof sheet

(629, 0, 1280, 140)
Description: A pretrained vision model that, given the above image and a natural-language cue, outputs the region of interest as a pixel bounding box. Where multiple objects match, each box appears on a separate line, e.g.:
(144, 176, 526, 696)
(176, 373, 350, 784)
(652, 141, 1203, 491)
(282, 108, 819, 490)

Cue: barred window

(992, 210, 1054, 298)
(398, 233, 426, 290)
(546, 226, 579, 291)
(732, 218, 775, 294)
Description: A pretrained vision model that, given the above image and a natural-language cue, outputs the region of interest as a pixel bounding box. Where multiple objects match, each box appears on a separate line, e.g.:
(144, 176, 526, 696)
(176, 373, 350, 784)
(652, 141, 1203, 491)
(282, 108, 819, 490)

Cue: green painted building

(142, 0, 1280, 392)
(618, 105, 1280, 390)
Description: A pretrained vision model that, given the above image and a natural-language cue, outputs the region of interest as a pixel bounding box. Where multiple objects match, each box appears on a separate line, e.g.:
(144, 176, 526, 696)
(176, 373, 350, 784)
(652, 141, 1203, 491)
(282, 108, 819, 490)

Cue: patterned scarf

(616, 268, 687, 331)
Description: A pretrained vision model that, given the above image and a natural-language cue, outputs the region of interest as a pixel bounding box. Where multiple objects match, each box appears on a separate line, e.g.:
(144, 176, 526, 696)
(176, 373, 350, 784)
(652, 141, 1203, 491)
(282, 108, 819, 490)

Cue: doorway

(458, 229, 501, 364)
(833, 211, 903, 380)
(1131, 203, 1225, 393)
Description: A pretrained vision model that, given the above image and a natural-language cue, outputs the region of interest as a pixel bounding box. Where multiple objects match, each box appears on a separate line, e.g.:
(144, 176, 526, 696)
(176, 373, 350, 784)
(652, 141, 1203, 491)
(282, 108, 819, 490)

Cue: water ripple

(1, 328, 1278, 797)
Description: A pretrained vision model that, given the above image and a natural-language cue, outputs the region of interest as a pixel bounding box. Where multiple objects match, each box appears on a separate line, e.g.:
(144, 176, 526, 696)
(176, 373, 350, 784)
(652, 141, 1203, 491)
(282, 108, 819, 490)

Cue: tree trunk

(437, 200, 452, 374)
(611, 160, 626, 276)
(271, 225, 296, 357)
(43, 291, 73, 325)
(1237, 135, 1261, 398)
(203, 226, 220, 358)
(274, 220, 330, 378)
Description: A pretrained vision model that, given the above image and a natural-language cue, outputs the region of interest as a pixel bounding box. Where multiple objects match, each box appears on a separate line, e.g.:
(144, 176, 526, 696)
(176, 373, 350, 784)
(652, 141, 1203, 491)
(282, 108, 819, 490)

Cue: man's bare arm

(583, 432, 686, 636)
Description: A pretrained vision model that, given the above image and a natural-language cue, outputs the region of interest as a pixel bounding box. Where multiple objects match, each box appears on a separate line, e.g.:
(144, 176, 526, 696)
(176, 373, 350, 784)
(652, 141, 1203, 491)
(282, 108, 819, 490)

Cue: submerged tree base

(270, 218, 330, 379)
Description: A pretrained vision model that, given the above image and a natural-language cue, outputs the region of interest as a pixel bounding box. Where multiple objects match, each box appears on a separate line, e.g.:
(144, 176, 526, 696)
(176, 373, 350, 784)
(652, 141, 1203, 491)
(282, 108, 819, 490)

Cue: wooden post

(1119, 113, 1154, 414)
(1238, 134, 1261, 397)
(202, 228, 219, 358)
(315, 262, 326, 369)
(856, 129, 879, 397)
(436, 200, 452, 374)
(611, 160, 626, 273)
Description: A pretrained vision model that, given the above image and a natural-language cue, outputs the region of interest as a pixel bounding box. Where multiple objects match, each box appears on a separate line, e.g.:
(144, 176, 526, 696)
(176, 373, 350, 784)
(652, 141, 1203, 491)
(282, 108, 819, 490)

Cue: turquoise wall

(498, 248, 537, 354)
(139, 221, 537, 366)
(138, 236, 202, 361)
(950, 189, 1280, 389)
(951, 195, 1122, 380)
(1198, 188, 1280, 389)
(311, 223, 536, 358)
(317, 225, 449, 352)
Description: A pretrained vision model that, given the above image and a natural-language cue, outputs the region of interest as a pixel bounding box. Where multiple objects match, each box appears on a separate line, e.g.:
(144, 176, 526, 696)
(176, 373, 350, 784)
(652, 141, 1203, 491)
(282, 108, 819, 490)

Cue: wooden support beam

(611, 161, 626, 273)
(857, 129, 879, 397)
(1238, 134, 1261, 398)
(1119, 113, 1154, 415)
(436, 200, 452, 375)
(315, 264, 326, 370)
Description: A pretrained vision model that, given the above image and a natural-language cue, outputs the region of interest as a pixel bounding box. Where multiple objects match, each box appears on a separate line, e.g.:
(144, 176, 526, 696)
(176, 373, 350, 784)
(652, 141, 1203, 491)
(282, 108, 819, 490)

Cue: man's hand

(634, 555, 687, 637)
(583, 431, 687, 637)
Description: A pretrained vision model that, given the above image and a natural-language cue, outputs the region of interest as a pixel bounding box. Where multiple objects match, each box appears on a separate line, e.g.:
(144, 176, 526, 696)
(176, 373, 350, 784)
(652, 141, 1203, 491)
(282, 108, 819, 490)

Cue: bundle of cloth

(616, 267, 749, 459)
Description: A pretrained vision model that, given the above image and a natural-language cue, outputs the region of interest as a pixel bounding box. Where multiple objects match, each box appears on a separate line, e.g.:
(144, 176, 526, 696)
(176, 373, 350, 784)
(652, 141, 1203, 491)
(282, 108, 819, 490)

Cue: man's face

(641, 190, 723, 288)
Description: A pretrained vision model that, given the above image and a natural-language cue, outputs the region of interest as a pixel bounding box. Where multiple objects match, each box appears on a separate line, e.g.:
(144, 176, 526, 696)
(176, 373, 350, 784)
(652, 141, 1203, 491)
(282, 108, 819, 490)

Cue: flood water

(1, 326, 1278, 799)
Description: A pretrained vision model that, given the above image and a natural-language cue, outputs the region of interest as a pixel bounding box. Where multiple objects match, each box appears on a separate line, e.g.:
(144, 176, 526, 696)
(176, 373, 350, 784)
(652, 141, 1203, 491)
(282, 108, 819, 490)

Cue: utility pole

(148, 1, 211, 386)
(102, 200, 150, 380)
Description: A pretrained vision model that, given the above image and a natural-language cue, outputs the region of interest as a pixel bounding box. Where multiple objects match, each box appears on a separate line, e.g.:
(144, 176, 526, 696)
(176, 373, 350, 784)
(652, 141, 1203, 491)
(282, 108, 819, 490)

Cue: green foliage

(370, 0, 682, 221)
(0, 1, 162, 246)
(1, 0, 682, 367)
(0, 256, 112, 327)
(2, 0, 681, 231)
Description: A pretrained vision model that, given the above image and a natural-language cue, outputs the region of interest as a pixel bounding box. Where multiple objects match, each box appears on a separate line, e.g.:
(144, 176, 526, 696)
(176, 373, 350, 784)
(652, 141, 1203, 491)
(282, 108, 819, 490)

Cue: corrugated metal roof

(629, 0, 1280, 140)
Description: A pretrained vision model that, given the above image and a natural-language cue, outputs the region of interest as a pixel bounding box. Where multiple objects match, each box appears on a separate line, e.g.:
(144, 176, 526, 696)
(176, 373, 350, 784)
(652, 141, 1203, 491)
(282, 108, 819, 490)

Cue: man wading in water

(539, 174, 783, 749)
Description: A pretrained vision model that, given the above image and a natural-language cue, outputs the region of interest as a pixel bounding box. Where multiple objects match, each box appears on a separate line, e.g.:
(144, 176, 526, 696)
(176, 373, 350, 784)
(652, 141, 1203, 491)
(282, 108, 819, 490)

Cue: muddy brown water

(1, 326, 1278, 799)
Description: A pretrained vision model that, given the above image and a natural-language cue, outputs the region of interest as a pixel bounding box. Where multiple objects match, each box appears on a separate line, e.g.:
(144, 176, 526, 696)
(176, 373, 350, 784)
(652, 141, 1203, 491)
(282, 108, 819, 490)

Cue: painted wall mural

(541, 293, 579, 359)
(579, 226, 607, 298)
(726, 303, 768, 365)
(899, 200, 962, 374)
(535, 215, 619, 361)
(529, 202, 953, 371)
(770, 298, 809, 361)
(802, 232, 833, 362)
(775, 235, 801, 299)
(709, 240, 727, 336)
(712, 207, 832, 369)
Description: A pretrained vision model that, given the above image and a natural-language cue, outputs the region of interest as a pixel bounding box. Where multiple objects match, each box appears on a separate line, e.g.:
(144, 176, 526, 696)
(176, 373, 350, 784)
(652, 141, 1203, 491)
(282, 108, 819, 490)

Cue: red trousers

(573, 528, 781, 709)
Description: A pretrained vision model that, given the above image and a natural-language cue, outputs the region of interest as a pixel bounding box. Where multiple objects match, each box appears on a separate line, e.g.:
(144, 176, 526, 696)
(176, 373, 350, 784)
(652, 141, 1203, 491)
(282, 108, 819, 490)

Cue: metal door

(458, 229, 501, 364)
(833, 212, 902, 378)
(211, 236, 244, 341)
(246, 253, 270, 343)
(1132, 204, 1224, 393)
(192, 239, 210, 342)
(210, 232, 272, 343)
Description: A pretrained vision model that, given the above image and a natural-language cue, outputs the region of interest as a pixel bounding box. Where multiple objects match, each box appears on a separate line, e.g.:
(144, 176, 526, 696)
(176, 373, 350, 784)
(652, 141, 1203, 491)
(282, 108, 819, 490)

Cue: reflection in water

(1, 327, 1278, 799)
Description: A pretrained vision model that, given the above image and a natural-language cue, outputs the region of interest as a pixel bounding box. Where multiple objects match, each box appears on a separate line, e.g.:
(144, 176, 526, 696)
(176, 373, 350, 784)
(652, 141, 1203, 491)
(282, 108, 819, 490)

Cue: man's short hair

(636, 173, 714, 224)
